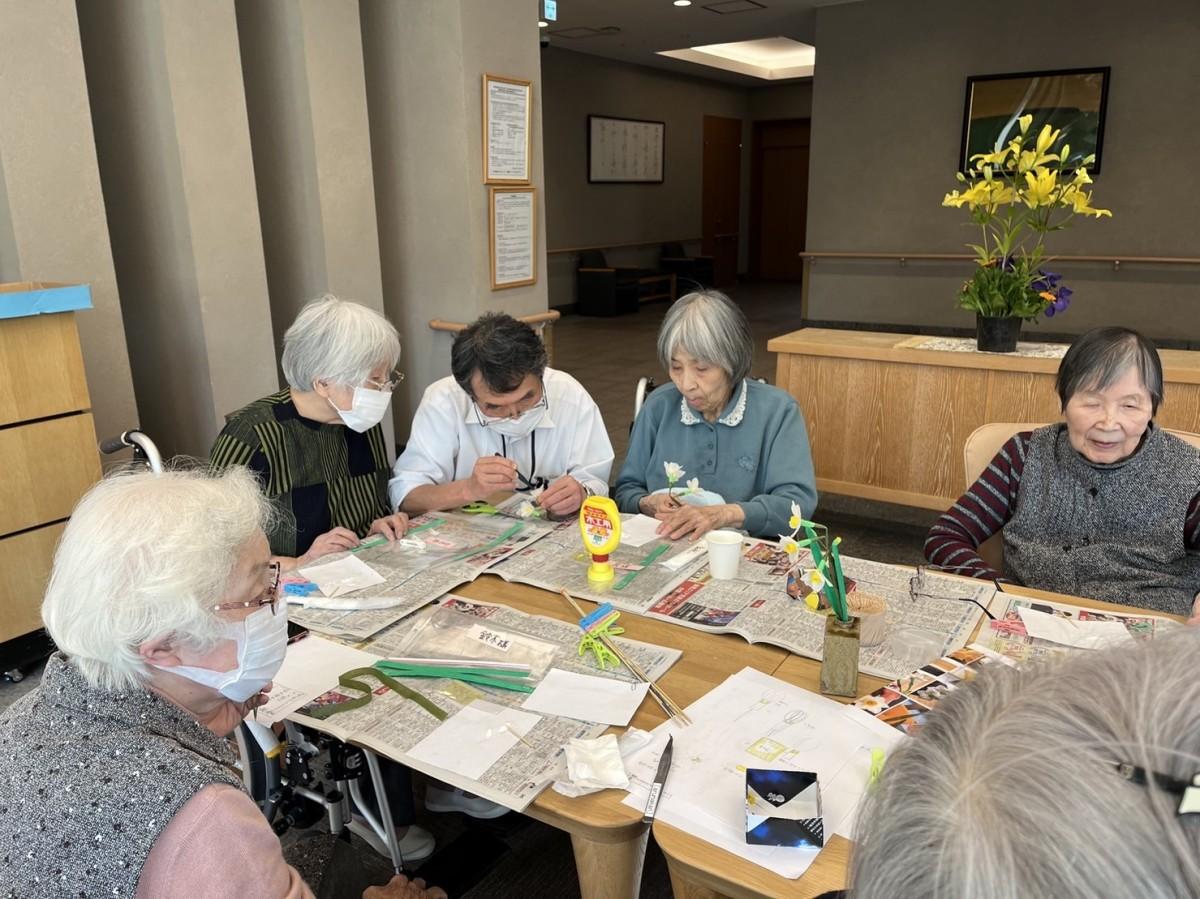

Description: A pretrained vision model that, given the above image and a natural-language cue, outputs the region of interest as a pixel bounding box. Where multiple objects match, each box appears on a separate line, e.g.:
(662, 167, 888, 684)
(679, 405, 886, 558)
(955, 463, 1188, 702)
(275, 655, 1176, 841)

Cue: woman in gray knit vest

(0, 467, 442, 899)
(926, 326, 1200, 618)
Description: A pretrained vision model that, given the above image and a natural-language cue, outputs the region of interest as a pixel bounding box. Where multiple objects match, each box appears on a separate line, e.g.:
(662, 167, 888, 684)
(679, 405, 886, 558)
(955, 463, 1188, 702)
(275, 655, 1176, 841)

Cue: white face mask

(330, 386, 392, 433)
(485, 404, 546, 439)
(163, 604, 290, 703)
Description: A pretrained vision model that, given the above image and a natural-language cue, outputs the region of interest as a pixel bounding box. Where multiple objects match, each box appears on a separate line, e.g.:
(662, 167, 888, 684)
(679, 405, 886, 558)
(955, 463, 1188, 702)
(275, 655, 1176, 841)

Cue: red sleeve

(924, 433, 1030, 580)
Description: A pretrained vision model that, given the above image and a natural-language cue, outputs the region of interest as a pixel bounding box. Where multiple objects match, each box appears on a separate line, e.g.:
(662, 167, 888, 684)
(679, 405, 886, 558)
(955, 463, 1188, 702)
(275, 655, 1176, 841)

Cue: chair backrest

(962, 421, 1200, 573)
(578, 249, 607, 269)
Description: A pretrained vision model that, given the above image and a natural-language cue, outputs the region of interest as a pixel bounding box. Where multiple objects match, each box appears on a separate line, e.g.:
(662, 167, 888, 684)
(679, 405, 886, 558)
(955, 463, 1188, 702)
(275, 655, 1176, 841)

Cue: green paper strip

(408, 517, 447, 535)
(613, 543, 671, 591)
(303, 667, 448, 721)
(829, 538, 850, 622)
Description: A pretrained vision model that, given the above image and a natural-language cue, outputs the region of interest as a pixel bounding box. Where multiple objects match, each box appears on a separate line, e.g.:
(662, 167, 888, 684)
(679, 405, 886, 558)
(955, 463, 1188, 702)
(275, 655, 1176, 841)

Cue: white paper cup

(705, 529, 743, 580)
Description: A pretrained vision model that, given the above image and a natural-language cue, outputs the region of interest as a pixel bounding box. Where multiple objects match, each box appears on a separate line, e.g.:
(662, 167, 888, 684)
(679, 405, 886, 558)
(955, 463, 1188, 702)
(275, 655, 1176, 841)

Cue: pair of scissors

(461, 500, 498, 514)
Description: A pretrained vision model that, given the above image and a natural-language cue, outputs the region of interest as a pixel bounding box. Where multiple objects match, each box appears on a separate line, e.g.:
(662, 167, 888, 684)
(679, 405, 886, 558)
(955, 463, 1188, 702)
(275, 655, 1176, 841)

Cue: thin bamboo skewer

(560, 589, 692, 726)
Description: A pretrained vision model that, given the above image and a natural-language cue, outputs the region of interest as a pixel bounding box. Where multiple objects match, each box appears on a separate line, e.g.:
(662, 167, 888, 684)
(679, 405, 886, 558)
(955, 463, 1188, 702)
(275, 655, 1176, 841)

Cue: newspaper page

(973, 591, 1181, 665)
(488, 518, 709, 612)
(291, 595, 682, 811)
(640, 542, 991, 680)
(288, 511, 553, 639)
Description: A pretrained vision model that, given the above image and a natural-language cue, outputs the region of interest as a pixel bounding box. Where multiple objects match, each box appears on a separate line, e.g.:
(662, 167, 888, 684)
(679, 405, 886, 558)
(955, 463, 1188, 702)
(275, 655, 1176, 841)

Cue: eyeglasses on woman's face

(211, 561, 283, 616)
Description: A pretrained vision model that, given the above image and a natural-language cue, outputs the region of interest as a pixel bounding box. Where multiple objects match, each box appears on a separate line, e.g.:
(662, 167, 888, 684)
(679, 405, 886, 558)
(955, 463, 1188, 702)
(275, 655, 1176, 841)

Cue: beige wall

(806, 0, 1200, 341)
(362, 0, 549, 441)
(0, 0, 138, 445)
(541, 47, 813, 307)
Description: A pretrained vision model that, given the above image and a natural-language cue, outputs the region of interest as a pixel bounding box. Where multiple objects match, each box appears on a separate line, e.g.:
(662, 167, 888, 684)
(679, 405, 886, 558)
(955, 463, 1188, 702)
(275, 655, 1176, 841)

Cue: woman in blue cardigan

(614, 290, 818, 540)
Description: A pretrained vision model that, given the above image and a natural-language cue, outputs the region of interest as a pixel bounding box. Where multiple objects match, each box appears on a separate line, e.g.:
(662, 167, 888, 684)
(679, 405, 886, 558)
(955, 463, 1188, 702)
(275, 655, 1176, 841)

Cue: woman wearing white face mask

(212, 293, 409, 570)
(0, 467, 442, 898)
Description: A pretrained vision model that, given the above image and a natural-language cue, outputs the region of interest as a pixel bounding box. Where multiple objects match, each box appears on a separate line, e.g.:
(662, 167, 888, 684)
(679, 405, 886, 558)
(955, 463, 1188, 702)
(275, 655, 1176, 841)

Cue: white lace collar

(679, 379, 749, 427)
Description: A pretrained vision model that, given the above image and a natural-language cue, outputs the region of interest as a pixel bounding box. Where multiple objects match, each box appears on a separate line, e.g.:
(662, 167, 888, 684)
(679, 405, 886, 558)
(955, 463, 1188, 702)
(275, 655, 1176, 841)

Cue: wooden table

(653, 583, 1187, 899)
(766, 328, 1200, 511)
(452, 575, 790, 899)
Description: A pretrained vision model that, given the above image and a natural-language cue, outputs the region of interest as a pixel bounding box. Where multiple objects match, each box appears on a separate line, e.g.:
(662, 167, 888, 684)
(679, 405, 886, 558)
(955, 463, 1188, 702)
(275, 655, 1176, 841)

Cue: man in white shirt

(390, 313, 613, 517)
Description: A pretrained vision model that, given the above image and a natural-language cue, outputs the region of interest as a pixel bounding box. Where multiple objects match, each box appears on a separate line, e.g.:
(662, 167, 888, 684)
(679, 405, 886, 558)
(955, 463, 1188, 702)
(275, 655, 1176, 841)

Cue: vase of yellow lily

(943, 114, 1112, 352)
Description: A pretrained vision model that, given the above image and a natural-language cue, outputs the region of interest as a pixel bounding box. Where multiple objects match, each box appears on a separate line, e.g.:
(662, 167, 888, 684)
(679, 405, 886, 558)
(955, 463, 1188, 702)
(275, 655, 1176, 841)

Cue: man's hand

(638, 493, 682, 517)
(363, 874, 447, 899)
(655, 503, 742, 542)
(369, 512, 409, 541)
(467, 456, 518, 500)
(299, 527, 361, 565)
(537, 475, 587, 517)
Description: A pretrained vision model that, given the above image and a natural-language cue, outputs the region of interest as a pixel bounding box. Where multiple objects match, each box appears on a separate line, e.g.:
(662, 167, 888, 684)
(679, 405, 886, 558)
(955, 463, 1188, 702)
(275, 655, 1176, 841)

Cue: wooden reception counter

(767, 328, 1200, 511)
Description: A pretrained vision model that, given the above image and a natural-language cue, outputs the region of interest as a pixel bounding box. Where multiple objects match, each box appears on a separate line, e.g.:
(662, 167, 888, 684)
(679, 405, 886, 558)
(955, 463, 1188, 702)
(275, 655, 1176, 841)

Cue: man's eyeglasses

(212, 561, 283, 616)
(472, 385, 548, 427)
(909, 565, 996, 620)
(365, 370, 405, 392)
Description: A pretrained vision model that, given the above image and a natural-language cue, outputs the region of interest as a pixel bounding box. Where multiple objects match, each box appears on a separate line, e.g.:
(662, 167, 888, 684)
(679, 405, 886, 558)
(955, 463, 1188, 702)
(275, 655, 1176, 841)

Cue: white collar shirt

(388, 367, 614, 509)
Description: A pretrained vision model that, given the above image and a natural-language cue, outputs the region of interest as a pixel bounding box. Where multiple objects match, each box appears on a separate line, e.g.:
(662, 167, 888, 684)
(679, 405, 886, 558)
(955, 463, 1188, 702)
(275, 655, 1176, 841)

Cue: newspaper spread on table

(288, 511, 555, 640)
(289, 595, 682, 811)
(635, 541, 993, 680)
(973, 591, 1181, 664)
(488, 519, 710, 609)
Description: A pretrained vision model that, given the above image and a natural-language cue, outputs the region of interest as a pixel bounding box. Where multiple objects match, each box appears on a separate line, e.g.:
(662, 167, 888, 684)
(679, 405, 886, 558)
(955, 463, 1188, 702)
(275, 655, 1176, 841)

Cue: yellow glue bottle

(579, 495, 622, 582)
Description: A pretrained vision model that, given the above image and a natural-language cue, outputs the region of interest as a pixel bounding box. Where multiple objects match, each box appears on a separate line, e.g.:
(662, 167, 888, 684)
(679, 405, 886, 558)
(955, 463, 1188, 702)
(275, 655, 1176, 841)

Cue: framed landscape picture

(959, 67, 1110, 174)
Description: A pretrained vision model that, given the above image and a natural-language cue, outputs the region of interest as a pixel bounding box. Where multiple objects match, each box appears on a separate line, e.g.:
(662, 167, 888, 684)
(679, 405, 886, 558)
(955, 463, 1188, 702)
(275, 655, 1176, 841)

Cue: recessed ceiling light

(538, 19, 549, 27)
(659, 37, 816, 80)
(674, 1, 693, 6)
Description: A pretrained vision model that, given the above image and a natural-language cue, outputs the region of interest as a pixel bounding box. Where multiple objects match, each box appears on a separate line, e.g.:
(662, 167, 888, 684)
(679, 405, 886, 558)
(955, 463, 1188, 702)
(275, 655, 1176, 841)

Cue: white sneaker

(397, 824, 436, 862)
(424, 784, 510, 819)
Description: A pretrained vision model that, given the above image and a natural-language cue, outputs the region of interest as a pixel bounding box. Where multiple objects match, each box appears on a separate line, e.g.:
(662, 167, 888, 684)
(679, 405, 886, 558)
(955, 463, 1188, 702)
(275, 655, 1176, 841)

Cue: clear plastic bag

(388, 602, 558, 678)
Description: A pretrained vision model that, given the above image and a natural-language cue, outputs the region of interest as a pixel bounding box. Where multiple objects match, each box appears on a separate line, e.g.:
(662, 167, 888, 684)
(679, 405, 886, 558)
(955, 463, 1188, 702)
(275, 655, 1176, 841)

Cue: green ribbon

(613, 543, 671, 591)
(303, 667, 449, 721)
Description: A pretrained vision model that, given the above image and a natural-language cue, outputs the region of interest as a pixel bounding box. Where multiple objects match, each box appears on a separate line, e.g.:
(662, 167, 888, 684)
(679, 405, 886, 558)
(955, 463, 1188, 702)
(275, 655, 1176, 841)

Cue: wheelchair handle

(99, 429, 165, 474)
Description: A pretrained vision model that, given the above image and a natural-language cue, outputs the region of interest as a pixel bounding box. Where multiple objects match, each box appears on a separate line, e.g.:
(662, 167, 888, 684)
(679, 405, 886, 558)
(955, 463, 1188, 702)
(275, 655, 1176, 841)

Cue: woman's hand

(655, 503, 744, 541)
(1189, 592, 1200, 626)
(364, 874, 447, 899)
(638, 493, 682, 517)
(298, 527, 361, 565)
(202, 684, 273, 737)
(369, 512, 410, 541)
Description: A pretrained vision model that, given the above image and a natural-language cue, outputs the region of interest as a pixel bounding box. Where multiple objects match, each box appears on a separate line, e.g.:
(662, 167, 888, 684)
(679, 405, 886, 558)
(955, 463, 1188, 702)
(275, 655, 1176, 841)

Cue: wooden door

(701, 115, 742, 288)
(750, 119, 810, 281)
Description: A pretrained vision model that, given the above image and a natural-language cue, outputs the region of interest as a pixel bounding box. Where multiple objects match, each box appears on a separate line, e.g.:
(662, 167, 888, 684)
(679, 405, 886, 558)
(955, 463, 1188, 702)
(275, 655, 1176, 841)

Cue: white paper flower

(801, 568, 827, 592)
(684, 477, 700, 495)
(664, 461, 685, 484)
(780, 535, 801, 557)
(517, 500, 537, 519)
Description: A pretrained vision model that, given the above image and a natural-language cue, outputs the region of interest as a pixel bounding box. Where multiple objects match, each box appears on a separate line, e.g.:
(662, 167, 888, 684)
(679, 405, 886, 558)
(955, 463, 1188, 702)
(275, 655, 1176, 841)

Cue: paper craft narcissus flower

(516, 500, 538, 519)
(801, 568, 827, 592)
(789, 502, 804, 530)
(663, 461, 685, 484)
(780, 535, 801, 557)
(684, 477, 700, 495)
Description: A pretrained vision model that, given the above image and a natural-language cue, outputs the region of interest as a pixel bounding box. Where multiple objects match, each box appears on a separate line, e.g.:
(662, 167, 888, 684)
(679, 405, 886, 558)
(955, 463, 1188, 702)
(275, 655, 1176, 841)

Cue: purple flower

(1045, 295, 1071, 317)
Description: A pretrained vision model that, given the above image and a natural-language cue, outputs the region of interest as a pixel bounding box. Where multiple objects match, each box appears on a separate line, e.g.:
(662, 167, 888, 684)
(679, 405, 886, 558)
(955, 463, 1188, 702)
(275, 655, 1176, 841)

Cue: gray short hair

(41, 465, 274, 692)
(656, 290, 753, 384)
(1056, 326, 1164, 414)
(281, 293, 401, 390)
(850, 629, 1200, 898)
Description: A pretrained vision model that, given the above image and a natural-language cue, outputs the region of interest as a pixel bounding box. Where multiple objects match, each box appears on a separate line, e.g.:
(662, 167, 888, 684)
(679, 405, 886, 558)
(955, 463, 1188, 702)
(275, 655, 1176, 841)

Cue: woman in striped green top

(210, 294, 410, 570)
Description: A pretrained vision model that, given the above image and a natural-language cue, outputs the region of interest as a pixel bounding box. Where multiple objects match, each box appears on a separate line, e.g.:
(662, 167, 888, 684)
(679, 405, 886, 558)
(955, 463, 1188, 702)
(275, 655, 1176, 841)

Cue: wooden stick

(559, 589, 692, 725)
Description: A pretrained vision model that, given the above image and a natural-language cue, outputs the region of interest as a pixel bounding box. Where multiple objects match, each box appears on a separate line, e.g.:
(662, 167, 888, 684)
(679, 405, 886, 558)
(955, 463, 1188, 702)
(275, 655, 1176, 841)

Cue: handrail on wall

(547, 237, 701, 256)
(799, 251, 1200, 271)
(428, 310, 561, 364)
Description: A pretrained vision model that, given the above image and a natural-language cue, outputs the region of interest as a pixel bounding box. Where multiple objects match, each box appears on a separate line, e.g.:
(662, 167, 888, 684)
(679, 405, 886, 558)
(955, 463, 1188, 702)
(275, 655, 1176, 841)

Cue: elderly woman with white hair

(211, 293, 409, 569)
(850, 628, 1200, 898)
(926, 326, 1200, 617)
(614, 290, 818, 540)
(0, 468, 442, 899)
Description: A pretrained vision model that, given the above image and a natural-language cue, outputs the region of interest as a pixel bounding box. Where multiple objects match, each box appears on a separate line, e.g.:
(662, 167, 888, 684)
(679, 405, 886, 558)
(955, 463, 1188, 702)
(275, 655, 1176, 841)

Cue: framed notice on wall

(588, 115, 665, 183)
(489, 187, 537, 289)
(483, 73, 532, 184)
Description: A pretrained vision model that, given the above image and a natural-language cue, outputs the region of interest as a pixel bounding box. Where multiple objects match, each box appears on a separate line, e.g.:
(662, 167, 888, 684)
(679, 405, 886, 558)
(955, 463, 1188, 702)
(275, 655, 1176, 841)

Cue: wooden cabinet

(0, 284, 101, 644)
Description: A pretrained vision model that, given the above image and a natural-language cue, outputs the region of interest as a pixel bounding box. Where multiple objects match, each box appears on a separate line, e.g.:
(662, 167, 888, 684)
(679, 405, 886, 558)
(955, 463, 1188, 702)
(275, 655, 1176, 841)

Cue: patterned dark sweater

(926, 425, 1200, 612)
(210, 389, 391, 557)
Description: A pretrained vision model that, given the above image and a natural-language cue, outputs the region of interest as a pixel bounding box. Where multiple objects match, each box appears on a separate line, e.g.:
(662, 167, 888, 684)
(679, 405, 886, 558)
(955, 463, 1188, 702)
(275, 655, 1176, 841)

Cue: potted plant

(943, 115, 1111, 352)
